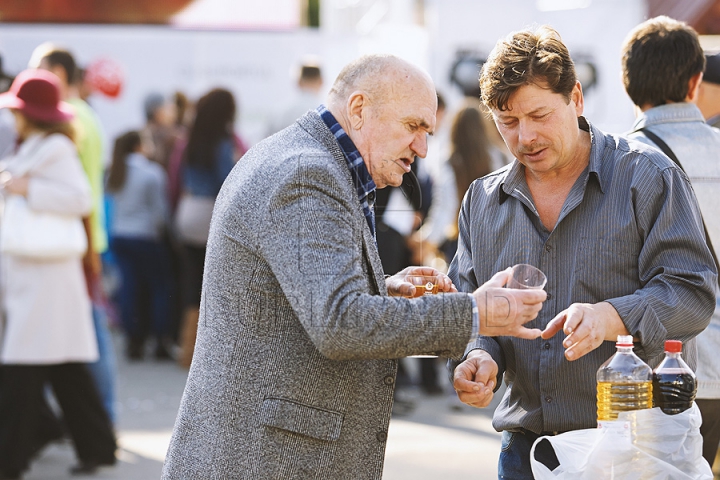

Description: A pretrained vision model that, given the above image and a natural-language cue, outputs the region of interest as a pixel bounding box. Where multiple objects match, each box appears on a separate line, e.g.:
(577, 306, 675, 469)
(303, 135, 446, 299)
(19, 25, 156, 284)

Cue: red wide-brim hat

(0, 68, 74, 123)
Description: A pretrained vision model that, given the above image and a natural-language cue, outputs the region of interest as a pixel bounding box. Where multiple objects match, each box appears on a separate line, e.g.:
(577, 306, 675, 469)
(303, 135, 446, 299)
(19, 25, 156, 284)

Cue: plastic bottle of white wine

(596, 335, 653, 423)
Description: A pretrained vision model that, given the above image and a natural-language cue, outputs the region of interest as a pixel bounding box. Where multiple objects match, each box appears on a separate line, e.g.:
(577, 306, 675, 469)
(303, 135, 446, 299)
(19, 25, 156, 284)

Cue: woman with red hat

(0, 69, 116, 478)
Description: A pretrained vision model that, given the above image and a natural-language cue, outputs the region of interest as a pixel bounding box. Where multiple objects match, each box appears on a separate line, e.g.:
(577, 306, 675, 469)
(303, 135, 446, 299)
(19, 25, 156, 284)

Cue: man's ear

(571, 81, 584, 116)
(687, 72, 703, 102)
(347, 91, 366, 130)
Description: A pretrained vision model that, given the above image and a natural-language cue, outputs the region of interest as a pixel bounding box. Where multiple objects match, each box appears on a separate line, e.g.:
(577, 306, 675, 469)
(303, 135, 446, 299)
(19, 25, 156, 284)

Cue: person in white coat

(0, 69, 116, 479)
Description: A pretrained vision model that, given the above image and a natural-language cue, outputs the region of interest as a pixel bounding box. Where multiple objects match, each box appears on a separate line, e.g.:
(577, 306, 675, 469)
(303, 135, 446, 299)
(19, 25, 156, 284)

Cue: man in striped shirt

(450, 25, 717, 479)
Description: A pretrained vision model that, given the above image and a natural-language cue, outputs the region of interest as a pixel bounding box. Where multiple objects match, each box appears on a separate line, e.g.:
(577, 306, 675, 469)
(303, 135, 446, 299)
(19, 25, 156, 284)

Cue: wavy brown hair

(480, 25, 577, 111)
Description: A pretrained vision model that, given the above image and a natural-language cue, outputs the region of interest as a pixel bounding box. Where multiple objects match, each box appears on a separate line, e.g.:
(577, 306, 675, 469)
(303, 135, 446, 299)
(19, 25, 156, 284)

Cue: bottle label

(597, 420, 630, 439)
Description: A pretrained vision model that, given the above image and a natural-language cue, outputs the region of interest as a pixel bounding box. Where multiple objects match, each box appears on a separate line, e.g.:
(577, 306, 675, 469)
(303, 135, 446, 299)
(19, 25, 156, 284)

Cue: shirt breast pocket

(572, 236, 641, 303)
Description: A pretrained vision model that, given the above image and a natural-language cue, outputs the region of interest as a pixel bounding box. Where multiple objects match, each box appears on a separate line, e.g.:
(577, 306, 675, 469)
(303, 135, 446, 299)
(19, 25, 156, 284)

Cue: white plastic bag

(530, 404, 713, 480)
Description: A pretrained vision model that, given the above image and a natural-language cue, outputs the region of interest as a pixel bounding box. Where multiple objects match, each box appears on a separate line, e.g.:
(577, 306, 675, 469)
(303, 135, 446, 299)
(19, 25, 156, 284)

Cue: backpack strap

(637, 127, 720, 288)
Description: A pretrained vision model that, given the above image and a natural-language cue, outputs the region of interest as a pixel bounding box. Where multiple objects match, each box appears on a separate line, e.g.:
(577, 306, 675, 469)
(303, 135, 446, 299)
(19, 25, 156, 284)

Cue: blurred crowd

(0, 42, 253, 478)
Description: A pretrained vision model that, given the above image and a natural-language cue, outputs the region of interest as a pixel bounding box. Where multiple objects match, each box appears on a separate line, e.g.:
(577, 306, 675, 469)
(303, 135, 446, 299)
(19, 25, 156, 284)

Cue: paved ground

(23, 339, 504, 480)
(21, 337, 720, 480)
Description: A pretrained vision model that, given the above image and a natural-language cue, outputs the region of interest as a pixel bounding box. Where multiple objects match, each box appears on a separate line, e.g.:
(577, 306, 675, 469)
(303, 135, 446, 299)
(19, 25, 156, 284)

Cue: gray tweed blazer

(162, 111, 475, 479)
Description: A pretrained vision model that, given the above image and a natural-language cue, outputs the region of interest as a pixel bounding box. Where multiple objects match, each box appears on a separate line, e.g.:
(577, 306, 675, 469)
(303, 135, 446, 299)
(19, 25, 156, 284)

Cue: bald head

(327, 54, 434, 112)
(325, 54, 438, 189)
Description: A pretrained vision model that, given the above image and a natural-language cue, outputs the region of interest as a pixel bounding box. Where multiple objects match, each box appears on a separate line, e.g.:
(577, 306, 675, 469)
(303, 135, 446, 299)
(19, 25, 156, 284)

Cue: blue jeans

(87, 305, 117, 424)
(111, 237, 171, 340)
(498, 430, 560, 480)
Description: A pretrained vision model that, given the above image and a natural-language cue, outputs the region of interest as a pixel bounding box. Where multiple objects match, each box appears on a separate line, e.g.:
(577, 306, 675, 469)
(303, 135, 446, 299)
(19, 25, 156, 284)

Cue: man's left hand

(386, 266, 457, 297)
(540, 302, 630, 361)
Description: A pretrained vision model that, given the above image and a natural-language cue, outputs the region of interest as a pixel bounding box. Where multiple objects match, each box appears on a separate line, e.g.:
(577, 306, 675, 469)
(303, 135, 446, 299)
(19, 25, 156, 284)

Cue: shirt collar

(585, 117, 606, 194)
(498, 116, 604, 204)
(630, 102, 706, 132)
(316, 105, 377, 201)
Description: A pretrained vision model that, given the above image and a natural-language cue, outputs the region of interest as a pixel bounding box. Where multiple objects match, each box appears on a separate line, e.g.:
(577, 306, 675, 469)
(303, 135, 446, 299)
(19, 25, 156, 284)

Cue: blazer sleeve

(448, 184, 506, 378)
(258, 155, 475, 361)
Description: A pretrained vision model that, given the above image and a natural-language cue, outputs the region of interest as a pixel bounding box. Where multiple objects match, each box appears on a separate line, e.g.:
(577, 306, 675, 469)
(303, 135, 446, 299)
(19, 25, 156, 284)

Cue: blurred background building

(0, 0, 718, 161)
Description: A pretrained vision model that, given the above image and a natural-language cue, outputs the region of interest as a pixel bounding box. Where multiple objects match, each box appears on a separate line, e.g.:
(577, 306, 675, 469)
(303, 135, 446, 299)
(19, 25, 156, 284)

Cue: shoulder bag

(174, 193, 215, 247)
(0, 137, 88, 260)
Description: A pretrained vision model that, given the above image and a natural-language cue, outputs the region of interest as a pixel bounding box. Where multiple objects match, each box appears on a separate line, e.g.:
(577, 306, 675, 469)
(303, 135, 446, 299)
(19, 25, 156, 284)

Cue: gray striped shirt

(448, 117, 716, 434)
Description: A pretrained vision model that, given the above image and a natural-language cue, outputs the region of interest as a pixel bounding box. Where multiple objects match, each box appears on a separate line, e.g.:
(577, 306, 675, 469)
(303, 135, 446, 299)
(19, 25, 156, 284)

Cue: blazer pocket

(260, 398, 343, 442)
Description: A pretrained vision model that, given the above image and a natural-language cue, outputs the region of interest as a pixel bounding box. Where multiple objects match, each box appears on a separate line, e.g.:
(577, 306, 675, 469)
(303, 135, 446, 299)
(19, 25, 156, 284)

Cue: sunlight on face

(360, 77, 437, 189)
(492, 81, 584, 176)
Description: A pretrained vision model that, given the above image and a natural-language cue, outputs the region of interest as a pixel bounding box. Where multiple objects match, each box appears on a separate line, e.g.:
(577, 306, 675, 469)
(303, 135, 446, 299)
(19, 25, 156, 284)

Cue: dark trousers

(111, 237, 171, 341)
(498, 429, 560, 480)
(182, 244, 206, 308)
(0, 364, 116, 475)
(419, 357, 441, 392)
(165, 236, 184, 342)
(697, 398, 720, 468)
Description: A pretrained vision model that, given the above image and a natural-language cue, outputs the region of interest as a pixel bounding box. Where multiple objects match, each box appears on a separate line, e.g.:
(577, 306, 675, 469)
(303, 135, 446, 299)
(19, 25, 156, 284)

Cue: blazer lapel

(297, 111, 388, 296)
(362, 227, 387, 296)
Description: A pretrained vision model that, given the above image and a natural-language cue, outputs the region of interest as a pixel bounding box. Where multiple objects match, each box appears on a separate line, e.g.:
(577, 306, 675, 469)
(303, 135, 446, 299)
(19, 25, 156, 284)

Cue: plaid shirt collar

(317, 105, 377, 238)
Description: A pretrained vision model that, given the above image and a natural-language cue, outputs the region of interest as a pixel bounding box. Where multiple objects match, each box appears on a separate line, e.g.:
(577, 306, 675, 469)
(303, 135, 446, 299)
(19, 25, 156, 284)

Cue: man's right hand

(472, 268, 546, 339)
(453, 349, 498, 408)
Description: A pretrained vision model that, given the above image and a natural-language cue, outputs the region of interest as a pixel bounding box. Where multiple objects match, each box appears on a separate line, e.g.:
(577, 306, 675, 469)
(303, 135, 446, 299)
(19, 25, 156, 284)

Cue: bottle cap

(616, 335, 633, 347)
(664, 340, 682, 353)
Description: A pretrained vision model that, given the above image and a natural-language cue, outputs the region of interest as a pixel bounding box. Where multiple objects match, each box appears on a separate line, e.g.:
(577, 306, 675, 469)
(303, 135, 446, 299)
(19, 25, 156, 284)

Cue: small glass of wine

(405, 274, 440, 298)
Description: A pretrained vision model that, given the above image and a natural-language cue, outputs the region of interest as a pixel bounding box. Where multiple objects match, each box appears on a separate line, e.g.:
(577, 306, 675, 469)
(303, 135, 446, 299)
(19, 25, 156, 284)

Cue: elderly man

(450, 25, 716, 478)
(162, 54, 546, 479)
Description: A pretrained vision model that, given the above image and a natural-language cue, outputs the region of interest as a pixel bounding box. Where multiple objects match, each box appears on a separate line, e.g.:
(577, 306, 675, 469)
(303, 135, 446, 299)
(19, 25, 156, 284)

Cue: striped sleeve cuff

(468, 293, 479, 343)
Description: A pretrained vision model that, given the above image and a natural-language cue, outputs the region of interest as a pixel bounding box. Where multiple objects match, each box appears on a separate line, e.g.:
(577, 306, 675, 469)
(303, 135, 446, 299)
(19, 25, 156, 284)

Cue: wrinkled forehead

(492, 81, 564, 117)
(407, 69, 437, 104)
(388, 70, 437, 118)
(397, 95, 437, 132)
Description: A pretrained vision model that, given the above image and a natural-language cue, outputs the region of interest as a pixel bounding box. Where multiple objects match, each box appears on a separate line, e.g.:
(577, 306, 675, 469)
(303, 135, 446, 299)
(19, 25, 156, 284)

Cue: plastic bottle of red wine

(652, 340, 697, 415)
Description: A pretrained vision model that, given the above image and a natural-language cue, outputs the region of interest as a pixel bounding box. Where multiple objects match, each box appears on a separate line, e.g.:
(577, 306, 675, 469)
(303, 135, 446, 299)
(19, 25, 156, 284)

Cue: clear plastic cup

(507, 263, 547, 290)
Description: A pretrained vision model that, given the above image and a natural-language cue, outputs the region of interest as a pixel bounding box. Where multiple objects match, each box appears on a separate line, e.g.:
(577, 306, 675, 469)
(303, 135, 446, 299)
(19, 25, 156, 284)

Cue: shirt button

(383, 375, 394, 385)
(545, 396, 552, 403)
(376, 430, 388, 442)
(545, 244, 552, 252)
(544, 343, 551, 350)
(546, 293, 552, 300)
